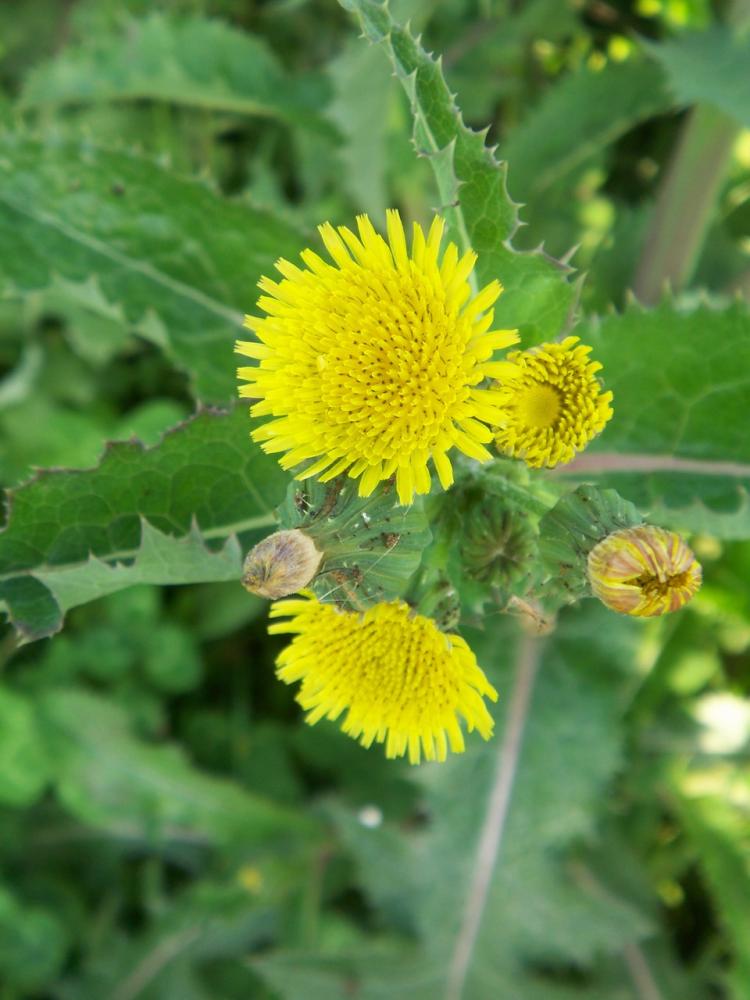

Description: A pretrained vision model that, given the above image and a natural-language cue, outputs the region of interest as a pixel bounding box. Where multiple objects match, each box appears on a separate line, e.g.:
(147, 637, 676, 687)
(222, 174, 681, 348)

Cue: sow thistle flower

(237, 210, 519, 506)
(587, 525, 702, 617)
(491, 336, 613, 468)
(268, 593, 497, 764)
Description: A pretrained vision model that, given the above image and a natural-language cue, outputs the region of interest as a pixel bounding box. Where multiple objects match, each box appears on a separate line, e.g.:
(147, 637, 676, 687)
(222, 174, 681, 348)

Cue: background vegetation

(1, 0, 749, 997)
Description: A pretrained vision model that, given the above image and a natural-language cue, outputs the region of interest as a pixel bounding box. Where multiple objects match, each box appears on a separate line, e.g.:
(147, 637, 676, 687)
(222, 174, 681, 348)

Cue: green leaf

(339, 0, 576, 344)
(0, 398, 111, 486)
(327, 38, 393, 219)
(0, 132, 304, 402)
(40, 687, 319, 847)
(0, 406, 288, 640)
(142, 622, 202, 694)
(27, 275, 136, 365)
(403, 613, 651, 997)
(34, 520, 244, 630)
(20, 12, 332, 133)
(277, 477, 432, 611)
(68, 875, 289, 999)
(558, 300, 750, 538)
(323, 800, 418, 932)
(503, 57, 672, 201)
(0, 686, 52, 807)
(0, 884, 69, 990)
(675, 793, 750, 998)
(649, 26, 750, 128)
(254, 944, 420, 1000)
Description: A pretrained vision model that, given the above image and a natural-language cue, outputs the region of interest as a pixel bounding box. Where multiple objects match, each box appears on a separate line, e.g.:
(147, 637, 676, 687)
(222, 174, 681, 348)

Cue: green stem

(633, 103, 740, 304)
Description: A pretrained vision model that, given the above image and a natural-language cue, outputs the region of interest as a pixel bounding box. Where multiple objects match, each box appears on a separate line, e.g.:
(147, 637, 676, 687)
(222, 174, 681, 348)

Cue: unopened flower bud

(587, 525, 702, 617)
(460, 491, 536, 591)
(242, 530, 323, 599)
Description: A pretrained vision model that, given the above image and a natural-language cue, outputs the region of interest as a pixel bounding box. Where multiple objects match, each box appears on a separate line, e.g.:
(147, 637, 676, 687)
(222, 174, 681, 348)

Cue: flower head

(237, 210, 518, 505)
(587, 525, 702, 617)
(491, 336, 613, 468)
(268, 593, 497, 764)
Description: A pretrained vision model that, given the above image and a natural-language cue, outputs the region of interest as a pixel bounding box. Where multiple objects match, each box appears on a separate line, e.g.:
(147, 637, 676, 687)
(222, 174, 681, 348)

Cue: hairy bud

(587, 525, 702, 617)
(242, 529, 323, 599)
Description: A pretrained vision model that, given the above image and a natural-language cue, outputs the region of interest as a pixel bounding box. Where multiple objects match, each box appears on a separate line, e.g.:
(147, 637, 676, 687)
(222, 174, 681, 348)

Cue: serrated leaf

(503, 57, 672, 200)
(38, 520, 243, 624)
(557, 301, 750, 538)
(0, 132, 304, 402)
(648, 25, 750, 128)
(277, 477, 431, 611)
(39, 687, 318, 847)
(20, 12, 332, 133)
(0, 406, 288, 639)
(339, 0, 576, 344)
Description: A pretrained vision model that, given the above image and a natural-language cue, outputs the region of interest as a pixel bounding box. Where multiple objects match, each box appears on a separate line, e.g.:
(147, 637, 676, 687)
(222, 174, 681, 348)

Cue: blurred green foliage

(0, 0, 749, 998)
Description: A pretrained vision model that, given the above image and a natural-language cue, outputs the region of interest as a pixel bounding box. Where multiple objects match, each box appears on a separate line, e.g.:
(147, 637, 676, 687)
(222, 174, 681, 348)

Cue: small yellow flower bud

(242, 529, 323, 599)
(587, 525, 702, 617)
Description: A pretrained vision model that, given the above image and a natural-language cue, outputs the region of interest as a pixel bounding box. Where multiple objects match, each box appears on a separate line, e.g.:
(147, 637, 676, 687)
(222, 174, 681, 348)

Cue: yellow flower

(587, 525, 702, 617)
(236, 210, 518, 506)
(268, 594, 497, 764)
(491, 336, 613, 468)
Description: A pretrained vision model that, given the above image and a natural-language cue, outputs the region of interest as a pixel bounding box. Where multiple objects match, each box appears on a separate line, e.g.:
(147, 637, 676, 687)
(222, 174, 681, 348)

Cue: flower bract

(491, 336, 613, 468)
(237, 210, 518, 505)
(268, 593, 497, 764)
(587, 525, 702, 617)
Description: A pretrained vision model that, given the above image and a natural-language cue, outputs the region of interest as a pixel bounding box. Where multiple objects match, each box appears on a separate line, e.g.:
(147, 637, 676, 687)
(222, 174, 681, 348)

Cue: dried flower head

(587, 525, 702, 617)
(491, 336, 613, 468)
(237, 210, 518, 505)
(242, 530, 322, 599)
(268, 593, 497, 764)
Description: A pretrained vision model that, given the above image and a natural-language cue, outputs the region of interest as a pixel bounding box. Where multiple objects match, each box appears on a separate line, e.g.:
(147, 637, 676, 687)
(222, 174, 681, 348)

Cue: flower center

(633, 570, 692, 598)
(516, 382, 561, 429)
(315, 268, 466, 456)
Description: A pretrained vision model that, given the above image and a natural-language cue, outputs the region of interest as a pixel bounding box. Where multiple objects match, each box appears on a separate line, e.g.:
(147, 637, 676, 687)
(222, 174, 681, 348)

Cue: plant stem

(633, 103, 740, 304)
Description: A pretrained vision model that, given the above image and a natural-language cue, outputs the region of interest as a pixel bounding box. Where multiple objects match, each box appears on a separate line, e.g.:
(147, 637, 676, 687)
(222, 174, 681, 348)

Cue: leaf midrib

(0, 192, 243, 326)
(445, 635, 543, 1000)
(22, 87, 303, 124)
